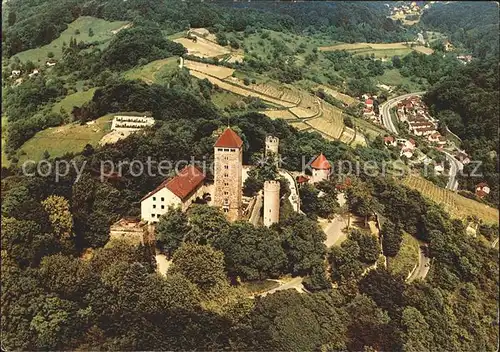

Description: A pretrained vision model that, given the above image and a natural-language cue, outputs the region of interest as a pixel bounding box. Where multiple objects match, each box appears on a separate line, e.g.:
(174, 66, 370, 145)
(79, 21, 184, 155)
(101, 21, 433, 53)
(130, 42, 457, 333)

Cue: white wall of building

(141, 188, 182, 223)
(263, 180, 280, 227)
(312, 168, 330, 184)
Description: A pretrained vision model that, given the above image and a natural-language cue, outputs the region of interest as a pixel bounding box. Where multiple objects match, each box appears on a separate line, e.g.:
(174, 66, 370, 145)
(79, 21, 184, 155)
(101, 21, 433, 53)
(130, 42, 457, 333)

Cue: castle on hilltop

(140, 127, 246, 223)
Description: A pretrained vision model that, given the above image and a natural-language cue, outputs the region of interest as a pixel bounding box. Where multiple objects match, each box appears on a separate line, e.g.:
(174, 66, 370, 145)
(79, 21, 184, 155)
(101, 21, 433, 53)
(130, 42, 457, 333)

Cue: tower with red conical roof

(213, 128, 243, 221)
(310, 153, 331, 184)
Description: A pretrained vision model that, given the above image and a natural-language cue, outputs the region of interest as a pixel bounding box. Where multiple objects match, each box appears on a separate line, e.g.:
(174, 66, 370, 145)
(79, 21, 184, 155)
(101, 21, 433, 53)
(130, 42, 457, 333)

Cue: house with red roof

(365, 99, 373, 108)
(141, 165, 206, 222)
(296, 175, 310, 187)
(384, 136, 397, 147)
(310, 153, 331, 183)
(475, 182, 490, 198)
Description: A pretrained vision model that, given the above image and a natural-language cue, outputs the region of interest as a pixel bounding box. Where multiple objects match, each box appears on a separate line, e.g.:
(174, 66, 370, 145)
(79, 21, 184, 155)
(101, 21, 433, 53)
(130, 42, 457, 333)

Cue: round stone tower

(263, 180, 280, 227)
(265, 135, 279, 157)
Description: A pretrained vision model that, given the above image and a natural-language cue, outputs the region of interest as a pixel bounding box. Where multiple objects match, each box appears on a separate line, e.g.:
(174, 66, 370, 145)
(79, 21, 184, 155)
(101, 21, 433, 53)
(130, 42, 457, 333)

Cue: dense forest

(419, 1, 499, 59)
(423, 58, 499, 204)
(2, 94, 498, 349)
(2, 0, 410, 57)
(1, 0, 499, 350)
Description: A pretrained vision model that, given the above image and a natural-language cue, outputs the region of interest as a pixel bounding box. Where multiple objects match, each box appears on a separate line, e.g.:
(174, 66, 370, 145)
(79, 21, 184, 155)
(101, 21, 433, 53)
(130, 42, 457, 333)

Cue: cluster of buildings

(139, 130, 289, 226)
(456, 55, 473, 65)
(111, 115, 155, 132)
(296, 153, 332, 186)
(362, 95, 380, 124)
(111, 128, 337, 244)
(390, 1, 421, 17)
(396, 96, 447, 147)
(384, 136, 417, 159)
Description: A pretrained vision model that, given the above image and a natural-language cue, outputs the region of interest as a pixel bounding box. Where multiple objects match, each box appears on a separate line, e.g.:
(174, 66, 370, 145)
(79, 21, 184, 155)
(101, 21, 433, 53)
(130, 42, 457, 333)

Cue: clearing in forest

(123, 57, 179, 84)
(174, 36, 230, 58)
(13, 16, 130, 63)
(387, 232, 420, 278)
(184, 59, 234, 79)
(402, 175, 499, 225)
(318, 42, 433, 57)
(16, 114, 113, 163)
(52, 88, 97, 114)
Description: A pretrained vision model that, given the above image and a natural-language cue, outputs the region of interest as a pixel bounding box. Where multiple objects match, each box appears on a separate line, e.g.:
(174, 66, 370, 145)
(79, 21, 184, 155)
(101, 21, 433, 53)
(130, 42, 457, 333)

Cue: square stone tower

(213, 128, 243, 221)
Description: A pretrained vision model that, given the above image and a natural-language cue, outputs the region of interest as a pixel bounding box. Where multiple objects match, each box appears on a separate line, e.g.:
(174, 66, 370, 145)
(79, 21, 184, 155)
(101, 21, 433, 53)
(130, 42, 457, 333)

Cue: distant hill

(420, 1, 499, 58)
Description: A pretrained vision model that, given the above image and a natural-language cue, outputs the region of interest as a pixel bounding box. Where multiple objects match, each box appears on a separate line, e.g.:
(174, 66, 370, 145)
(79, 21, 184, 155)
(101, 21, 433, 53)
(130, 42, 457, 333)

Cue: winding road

(379, 91, 462, 191)
(380, 91, 426, 134)
(407, 247, 431, 282)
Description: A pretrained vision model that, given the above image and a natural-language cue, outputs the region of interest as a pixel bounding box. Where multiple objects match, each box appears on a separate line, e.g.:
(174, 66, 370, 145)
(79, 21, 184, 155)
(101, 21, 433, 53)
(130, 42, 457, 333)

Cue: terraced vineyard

(289, 121, 310, 131)
(403, 176, 499, 224)
(317, 85, 359, 106)
(262, 110, 297, 120)
(184, 60, 234, 79)
(290, 106, 319, 119)
(306, 116, 343, 140)
(339, 127, 356, 144)
(182, 61, 364, 144)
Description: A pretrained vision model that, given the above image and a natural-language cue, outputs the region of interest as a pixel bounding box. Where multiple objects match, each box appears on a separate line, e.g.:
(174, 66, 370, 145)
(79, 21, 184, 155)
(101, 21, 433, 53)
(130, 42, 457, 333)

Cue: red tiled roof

(476, 182, 489, 189)
(297, 175, 310, 184)
(409, 138, 416, 145)
(141, 165, 205, 201)
(476, 189, 488, 198)
(214, 128, 243, 148)
(384, 136, 395, 143)
(311, 153, 331, 170)
(365, 99, 373, 105)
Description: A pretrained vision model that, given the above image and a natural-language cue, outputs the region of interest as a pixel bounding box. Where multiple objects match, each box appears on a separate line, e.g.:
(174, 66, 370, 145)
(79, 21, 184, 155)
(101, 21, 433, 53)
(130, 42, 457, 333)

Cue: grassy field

(240, 280, 279, 294)
(17, 114, 113, 163)
(211, 91, 244, 109)
(402, 175, 499, 225)
(351, 116, 387, 140)
(123, 57, 179, 84)
(387, 232, 420, 277)
(13, 17, 130, 63)
(376, 69, 425, 91)
(52, 88, 97, 113)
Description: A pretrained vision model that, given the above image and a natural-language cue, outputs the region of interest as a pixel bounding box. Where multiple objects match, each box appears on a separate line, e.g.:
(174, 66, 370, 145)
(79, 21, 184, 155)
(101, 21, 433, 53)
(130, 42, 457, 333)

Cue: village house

(140, 165, 206, 223)
(28, 69, 39, 78)
(427, 132, 442, 143)
(296, 175, 310, 187)
(46, 60, 57, 67)
(456, 150, 471, 165)
(434, 163, 445, 174)
(457, 55, 473, 64)
(10, 70, 21, 78)
(475, 182, 490, 198)
(384, 136, 397, 147)
(310, 153, 332, 184)
(400, 147, 414, 159)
